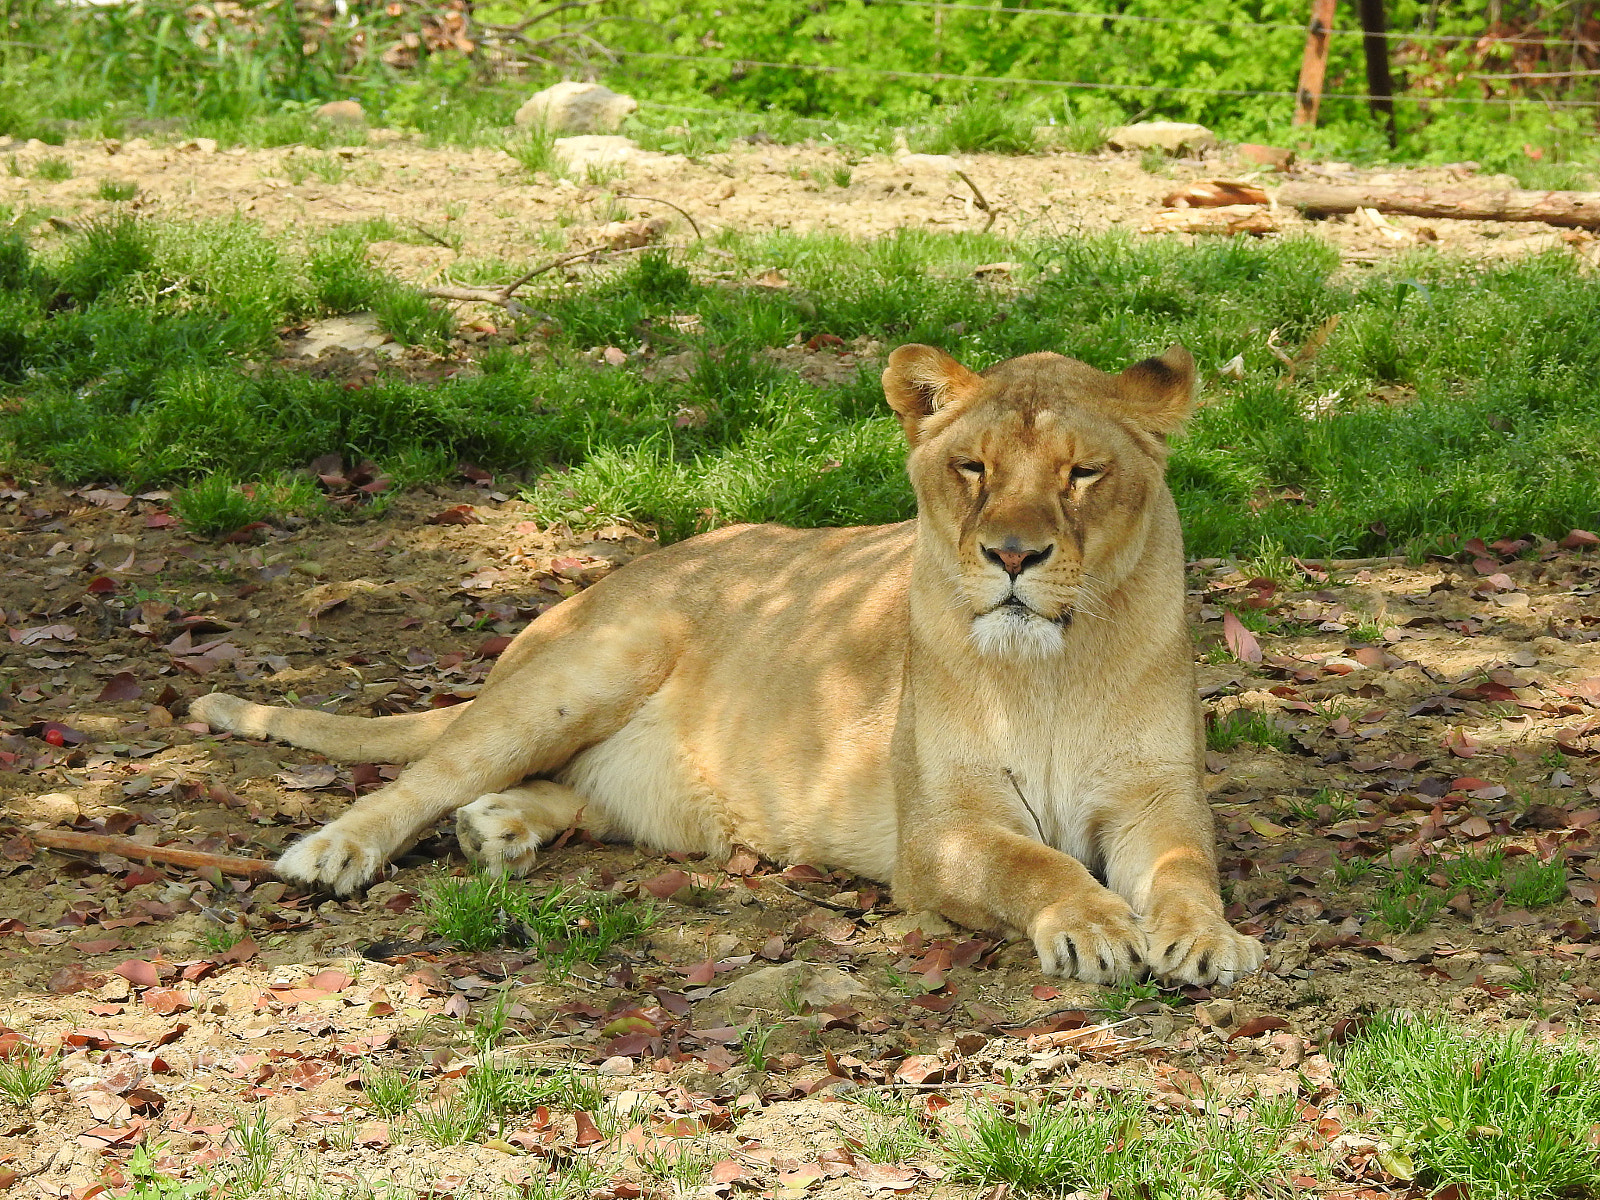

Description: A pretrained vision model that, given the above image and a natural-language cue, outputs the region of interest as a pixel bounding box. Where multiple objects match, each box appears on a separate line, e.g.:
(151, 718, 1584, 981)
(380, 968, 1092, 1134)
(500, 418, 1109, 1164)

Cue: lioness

(192, 344, 1264, 986)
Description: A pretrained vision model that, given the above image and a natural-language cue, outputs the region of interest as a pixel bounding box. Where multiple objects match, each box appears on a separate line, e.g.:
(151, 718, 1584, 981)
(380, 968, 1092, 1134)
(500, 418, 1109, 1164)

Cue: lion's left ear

(1116, 344, 1197, 435)
(882, 344, 983, 444)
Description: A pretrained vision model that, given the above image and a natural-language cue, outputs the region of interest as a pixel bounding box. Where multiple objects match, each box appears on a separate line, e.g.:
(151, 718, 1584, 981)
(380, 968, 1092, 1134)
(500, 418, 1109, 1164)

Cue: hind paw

(456, 793, 543, 876)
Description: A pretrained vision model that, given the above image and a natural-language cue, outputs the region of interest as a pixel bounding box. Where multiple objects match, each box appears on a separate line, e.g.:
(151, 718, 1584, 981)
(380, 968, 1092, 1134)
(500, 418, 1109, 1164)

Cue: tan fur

(191, 345, 1264, 985)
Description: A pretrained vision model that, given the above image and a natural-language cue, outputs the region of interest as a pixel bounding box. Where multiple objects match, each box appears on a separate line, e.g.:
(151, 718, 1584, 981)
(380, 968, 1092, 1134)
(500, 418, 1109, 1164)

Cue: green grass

(360, 1065, 421, 1118)
(33, 156, 72, 181)
(1365, 850, 1568, 933)
(421, 870, 655, 966)
(842, 1092, 932, 1163)
(2, 216, 1598, 555)
(909, 97, 1041, 156)
(1338, 1014, 1600, 1200)
(96, 178, 137, 201)
(1205, 710, 1290, 753)
(945, 1092, 1304, 1198)
(0, 1044, 60, 1107)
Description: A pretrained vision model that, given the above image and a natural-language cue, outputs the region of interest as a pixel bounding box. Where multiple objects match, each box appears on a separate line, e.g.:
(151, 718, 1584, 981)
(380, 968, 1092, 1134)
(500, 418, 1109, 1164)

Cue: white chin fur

(969, 608, 1067, 658)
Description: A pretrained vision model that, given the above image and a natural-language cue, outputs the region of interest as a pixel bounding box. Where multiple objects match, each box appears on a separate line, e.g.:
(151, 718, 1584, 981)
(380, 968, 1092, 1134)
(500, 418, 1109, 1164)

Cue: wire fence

(869, 0, 1593, 48)
(612, 48, 1600, 110)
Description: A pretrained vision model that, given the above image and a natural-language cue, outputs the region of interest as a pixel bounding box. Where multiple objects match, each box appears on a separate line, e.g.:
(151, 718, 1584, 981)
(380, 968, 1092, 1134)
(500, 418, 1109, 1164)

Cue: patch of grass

(33, 155, 72, 181)
(1102, 978, 1184, 1013)
(0, 1044, 60, 1107)
(1367, 850, 1569, 933)
(1505, 853, 1569, 907)
(739, 1021, 779, 1071)
(96, 178, 137, 201)
(361, 1065, 421, 1118)
(170, 474, 323, 537)
(1338, 1014, 1600, 1200)
(1282, 787, 1360, 824)
(463, 1056, 602, 1134)
(842, 1092, 931, 1163)
(1206, 709, 1290, 753)
(911, 97, 1039, 156)
(3, 222, 1600, 555)
(421, 870, 655, 967)
(408, 1094, 489, 1147)
(508, 124, 564, 178)
(1240, 536, 1308, 588)
(945, 1092, 1304, 1197)
(1373, 857, 1447, 934)
(372, 284, 453, 348)
(1333, 854, 1375, 885)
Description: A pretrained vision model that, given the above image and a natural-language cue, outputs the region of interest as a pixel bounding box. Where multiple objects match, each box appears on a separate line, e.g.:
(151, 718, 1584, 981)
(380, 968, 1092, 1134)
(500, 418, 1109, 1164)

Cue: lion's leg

(1100, 784, 1265, 987)
(895, 821, 1148, 985)
(455, 781, 612, 876)
(275, 625, 672, 894)
(192, 693, 468, 764)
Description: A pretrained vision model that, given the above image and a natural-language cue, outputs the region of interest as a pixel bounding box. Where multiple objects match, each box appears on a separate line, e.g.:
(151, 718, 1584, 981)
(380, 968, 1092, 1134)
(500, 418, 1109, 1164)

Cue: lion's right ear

(881, 345, 983, 444)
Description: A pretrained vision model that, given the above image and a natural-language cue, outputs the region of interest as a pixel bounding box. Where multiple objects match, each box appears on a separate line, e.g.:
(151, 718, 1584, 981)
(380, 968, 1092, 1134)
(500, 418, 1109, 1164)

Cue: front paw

(1143, 897, 1264, 986)
(1029, 893, 1148, 984)
(456, 793, 542, 876)
(276, 822, 389, 896)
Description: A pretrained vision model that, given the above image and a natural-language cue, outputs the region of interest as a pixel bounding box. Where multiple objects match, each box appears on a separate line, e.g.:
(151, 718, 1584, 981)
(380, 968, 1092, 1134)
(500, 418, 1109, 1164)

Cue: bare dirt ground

(0, 130, 1587, 285)
(2, 131, 1600, 1198)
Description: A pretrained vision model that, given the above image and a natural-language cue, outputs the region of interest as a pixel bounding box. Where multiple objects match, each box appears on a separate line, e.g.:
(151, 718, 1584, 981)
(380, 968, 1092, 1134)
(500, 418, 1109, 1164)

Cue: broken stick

(1278, 182, 1600, 229)
(25, 828, 277, 878)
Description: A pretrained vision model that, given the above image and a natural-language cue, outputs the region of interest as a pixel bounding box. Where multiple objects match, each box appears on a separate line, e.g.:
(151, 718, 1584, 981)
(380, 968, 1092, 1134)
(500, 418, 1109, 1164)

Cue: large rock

(515, 82, 637, 134)
(1107, 121, 1216, 154)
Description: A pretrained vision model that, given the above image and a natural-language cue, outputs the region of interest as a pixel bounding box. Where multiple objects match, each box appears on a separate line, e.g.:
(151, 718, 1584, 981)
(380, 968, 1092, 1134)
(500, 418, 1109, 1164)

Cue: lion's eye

(1069, 465, 1103, 484)
(954, 460, 985, 480)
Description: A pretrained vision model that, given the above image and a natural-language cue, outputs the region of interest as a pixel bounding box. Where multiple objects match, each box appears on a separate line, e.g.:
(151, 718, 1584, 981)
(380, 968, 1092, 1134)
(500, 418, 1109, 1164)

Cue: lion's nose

(983, 541, 1053, 577)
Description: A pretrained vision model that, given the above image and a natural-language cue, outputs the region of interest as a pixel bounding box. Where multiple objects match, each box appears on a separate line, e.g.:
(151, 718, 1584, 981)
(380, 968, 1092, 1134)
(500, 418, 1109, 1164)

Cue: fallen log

(24, 828, 276, 878)
(1278, 182, 1600, 229)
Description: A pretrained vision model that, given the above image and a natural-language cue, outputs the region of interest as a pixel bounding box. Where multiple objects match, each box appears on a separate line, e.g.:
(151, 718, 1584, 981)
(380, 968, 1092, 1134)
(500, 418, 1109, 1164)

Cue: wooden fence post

(1294, 0, 1338, 126)
(1357, 0, 1398, 145)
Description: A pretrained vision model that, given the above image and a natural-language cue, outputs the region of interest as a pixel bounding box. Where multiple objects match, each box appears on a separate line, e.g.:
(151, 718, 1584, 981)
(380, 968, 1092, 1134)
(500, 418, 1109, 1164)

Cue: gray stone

(1107, 121, 1216, 154)
(515, 82, 637, 134)
(704, 962, 871, 1024)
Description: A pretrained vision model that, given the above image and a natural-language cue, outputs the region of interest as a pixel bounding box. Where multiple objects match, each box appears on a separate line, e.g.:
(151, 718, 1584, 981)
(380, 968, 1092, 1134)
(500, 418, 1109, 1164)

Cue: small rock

(1235, 143, 1294, 171)
(515, 82, 637, 135)
(597, 1055, 634, 1076)
(606, 1090, 663, 1116)
(552, 134, 640, 173)
(876, 911, 956, 940)
(705, 962, 870, 1024)
(315, 100, 366, 125)
(178, 137, 219, 155)
(1193, 999, 1237, 1030)
(595, 216, 669, 250)
(1107, 121, 1215, 154)
(25, 791, 80, 826)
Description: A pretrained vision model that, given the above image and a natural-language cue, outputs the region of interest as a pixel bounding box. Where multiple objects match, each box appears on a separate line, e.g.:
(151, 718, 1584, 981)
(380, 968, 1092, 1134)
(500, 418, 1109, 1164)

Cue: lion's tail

(190, 691, 468, 763)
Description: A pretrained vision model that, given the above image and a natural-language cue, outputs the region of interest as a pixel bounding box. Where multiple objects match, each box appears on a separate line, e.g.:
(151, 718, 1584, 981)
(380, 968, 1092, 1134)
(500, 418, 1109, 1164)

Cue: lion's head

(883, 344, 1196, 658)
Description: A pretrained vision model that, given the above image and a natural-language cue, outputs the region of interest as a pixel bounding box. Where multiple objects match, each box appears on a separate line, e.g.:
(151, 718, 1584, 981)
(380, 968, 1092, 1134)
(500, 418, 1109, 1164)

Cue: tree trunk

(1278, 182, 1600, 228)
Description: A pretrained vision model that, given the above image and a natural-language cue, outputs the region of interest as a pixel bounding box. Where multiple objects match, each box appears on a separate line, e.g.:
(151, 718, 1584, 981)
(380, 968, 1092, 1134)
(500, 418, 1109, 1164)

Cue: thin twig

(1004, 769, 1047, 843)
(768, 879, 861, 913)
(406, 220, 456, 249)
(954, 169, 998, 232)
(23, 828, 276, 877)
(615, 192, 703, 240)
(424, 243, 676, 312)
(954, 169, 991, 212)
